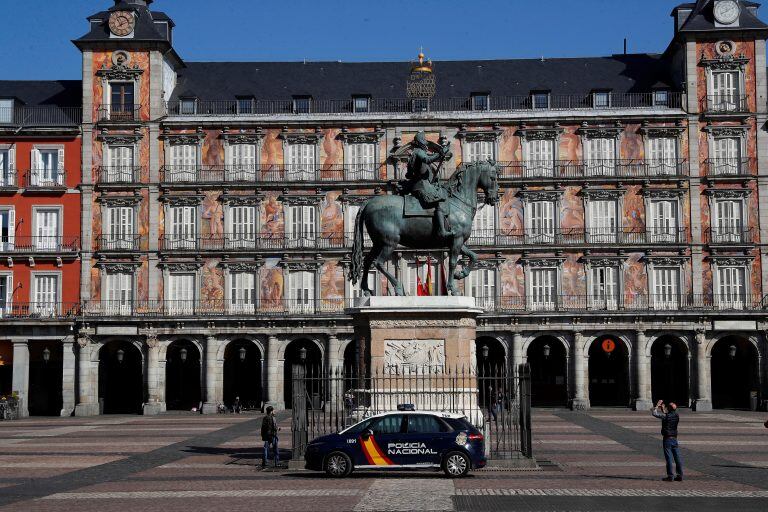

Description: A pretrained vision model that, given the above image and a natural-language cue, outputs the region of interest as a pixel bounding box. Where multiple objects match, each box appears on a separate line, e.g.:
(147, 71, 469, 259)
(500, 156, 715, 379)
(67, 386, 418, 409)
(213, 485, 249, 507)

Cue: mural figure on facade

(349, 131, 499, 296)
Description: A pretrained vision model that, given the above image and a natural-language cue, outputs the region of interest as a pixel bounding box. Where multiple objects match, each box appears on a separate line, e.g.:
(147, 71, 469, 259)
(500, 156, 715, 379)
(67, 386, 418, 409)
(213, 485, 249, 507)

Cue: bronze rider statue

(404, 131, 453, 238)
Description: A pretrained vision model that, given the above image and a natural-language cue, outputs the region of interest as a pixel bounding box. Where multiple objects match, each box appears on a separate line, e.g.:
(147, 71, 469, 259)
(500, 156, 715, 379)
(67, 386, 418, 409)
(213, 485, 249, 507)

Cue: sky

(0, 0, 687, 80)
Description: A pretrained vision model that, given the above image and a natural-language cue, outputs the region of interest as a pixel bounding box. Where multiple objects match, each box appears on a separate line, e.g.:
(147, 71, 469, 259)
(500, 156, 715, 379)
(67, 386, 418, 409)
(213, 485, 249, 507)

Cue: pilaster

(266, 334, 284, 410)
(570, 331, 589, 410)
(11, 341, 29, 418)
(75, 336, 99, 416)
(201, 335, 219, 414)
(633, 331, 652, 411)
(60, 338, 76, 416)
(693, 329, 713, 412)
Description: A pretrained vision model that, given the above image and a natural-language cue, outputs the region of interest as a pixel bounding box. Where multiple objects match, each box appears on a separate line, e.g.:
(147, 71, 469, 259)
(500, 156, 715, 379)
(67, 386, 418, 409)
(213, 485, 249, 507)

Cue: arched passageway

(223, 340, 262, 410)
(283, 339, 323, 408)
(28, 343, 63, 416)
(0, 342, 12, 398)
(475, 337, 507, 413)
(651, 336, 690, 407)
(99, 340, 143, 414)
(588, 335, 630, 407)
(711, 336, 760, 410)
(166, 340, 202, 411)
(527, 336, 568, 407)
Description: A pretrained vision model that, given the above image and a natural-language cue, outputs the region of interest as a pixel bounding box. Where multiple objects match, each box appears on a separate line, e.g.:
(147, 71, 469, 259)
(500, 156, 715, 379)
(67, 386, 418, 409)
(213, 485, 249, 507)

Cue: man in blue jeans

(261, 406, 280, 468)
(652, 400, 683, 481)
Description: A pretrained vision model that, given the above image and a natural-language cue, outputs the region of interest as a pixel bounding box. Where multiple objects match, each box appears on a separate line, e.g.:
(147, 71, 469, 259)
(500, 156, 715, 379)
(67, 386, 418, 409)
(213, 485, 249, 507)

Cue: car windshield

(340, 417, 376, 435)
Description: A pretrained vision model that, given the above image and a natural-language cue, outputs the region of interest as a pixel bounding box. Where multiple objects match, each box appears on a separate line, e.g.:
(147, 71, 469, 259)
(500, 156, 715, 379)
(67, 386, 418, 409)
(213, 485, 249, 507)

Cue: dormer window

(653, 89, 670, 107)
(592, 90, 612, 108)
(237, 96, 255, 114)
(293, 96, 312, 114)
(531, 91, 550, 110)
(471, 93, 489, 111)
(353, 96, 370, 113)
(179, 98, 197, 115)
(0, 99, 13, 124)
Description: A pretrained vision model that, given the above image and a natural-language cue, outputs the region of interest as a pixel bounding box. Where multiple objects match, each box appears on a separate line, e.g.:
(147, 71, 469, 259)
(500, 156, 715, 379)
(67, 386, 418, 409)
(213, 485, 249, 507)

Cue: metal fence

(291, 364, 532, 463)
(0, 398, 19, 421)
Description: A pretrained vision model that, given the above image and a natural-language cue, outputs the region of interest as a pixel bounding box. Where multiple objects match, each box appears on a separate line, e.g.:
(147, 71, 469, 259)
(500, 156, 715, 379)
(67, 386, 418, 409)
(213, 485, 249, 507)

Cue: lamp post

(179, 346, 187, 409)
(543, 344, 551, 360)
(729, 344, 737, 360)
(239, 346, 247, 362)
(116, 349, 124, 363)
(42, 347, 50, 364)
(664, 343, 672, 359)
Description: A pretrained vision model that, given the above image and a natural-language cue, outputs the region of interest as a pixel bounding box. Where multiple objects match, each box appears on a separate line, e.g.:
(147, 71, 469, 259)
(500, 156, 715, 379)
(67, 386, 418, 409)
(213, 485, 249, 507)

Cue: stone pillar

(570, 331, 589, 410)
(202, 335, 218, 414)
(143, 335, 164, 415)
(60, 337, 76, 416)
(634, 331, 653, 411)
(693, 330, 713, 411)
(265, 335, 284, 410)
(75, 336, 99, 416)
(511, 332, 524, 371)
(11, 341, 29, 418)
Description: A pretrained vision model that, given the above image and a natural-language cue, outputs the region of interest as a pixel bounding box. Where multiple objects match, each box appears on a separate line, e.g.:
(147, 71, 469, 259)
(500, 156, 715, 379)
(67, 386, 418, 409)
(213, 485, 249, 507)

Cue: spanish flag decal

(360, 435, 394, 466)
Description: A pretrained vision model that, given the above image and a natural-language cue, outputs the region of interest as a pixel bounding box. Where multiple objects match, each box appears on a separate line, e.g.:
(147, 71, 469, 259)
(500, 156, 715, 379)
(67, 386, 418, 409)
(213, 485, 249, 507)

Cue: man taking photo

(652, 399, 683, 481)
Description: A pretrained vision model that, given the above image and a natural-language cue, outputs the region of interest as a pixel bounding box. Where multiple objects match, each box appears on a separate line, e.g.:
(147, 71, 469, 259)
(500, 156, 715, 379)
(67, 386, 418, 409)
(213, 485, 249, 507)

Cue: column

(571, 332, 589, 410)
(202, 335, 218, 414)
(143, 335, 164, 415)
(511, 332, 524, 371)
(11, 341, 29, 418)
(266, 335, 284, 410)
(326, 334, 342, 408)
(60, 337, 76, 416)
(75, 337, 99, 416)
(634, 331, 653, 411)
(693, 330, 713, 411)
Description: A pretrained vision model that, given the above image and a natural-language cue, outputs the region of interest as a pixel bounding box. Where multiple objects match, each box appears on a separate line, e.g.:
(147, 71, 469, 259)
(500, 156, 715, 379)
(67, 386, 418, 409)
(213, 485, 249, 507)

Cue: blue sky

(2, 1, 685, 79)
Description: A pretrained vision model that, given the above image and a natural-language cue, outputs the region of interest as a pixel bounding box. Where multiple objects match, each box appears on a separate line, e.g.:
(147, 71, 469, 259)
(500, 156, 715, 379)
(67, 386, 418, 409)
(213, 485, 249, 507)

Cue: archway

(527, 336, 568, 407)
(28, 343, 63, 416)
(99, 340, 143, 414)
(283, 339, 322, 409)
(475, 337, 507, 413)
(711, 336, 759, 410)
(0, 341, 12, 398)
(166, 340, 202, 411)
(588, 335, 630, 407)
(223, 340, 262, 410)
(651, 336, 689, 407)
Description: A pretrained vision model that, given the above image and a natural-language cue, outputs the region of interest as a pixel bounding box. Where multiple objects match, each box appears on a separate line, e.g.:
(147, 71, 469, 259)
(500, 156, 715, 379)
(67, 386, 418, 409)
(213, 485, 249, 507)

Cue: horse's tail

(349, 204, 366, 285)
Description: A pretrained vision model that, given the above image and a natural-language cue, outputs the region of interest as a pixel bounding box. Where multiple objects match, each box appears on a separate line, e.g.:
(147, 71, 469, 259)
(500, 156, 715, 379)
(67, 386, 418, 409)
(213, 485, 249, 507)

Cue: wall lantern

(42, 347, 51, 363)
(239, 346, 247, 362)
(116, 349, 125, 363)
(729, 344, 737, 360)
(664, 343, 672, 359)
(543, 344, 551, 359)
(481, 344, 489, 360)
(299, 347, 307, 363)
(179, 347, 188, 363)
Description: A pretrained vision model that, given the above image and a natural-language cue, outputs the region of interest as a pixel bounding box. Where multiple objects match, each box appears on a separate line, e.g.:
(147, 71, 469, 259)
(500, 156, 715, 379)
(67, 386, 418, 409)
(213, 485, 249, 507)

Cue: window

(648, 137, 677, 175)
(0, 208, 14, 251)
(525, 200, 556, 243)
(466, 140, 494, 163)
(228, 144, 257, 181)
(406, 259, 440, 296)
(346, 204, 371, 246)
(466, 268, 495, 310)
(469, 204, 495, 245)
(713, 199, 743, 243)
(711, 71, 740, 111)
(350, 270, 378, 299)
(713, 137, 741, 175)
(110, 82, 135, 119)
(412, 98, 429, 112)
(179, 98, 197, 115)
(532, 92, 550, 109)
(169, 144, 197, 181)
(286, 205, 316, 248)
(525, 139, 555, 177)
(32, 274, 59, 316)
(104, 272, 133, 315)
(593, 91, 611, 108)
(237, 96, 255, 114)
(648, 200, 679, 243)
(289, 270, 315, 314)
(347, 143, 376, 180)
(653, 90, 670, 107)
(652, 267, 680, 309)
(587, 199, 618, 243)
(529, 268, 556, 311)
(353, 96, 370, 113)
(584, 138, 615, 176)
(0, 147, 14, 186)
(472, 94, 489, 111)
(293, 96, 311, 114)
(286, 143, 316, 181)
(372, 414, 405, 434)
(32, 148, 64, 186)
(230, 272, 257, 313)
(106, 206, 135, 250)
(0, 274, 12, 316)
(228, 205, 257, 248)
(407, 415, 449, 434)
(167, 273, 195, 314)
(34, 208, 59, 250)
(0, 99, 13, 123)
(107, 145, 134, 182)
(168, 205, 196, 249)
(589, 266, 619, 310)
(717, 266, 746, 309)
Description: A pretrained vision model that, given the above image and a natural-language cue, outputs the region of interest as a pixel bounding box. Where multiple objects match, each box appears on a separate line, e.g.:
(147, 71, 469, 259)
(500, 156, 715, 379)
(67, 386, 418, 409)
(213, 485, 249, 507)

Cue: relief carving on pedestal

(384, 339, 445, 373)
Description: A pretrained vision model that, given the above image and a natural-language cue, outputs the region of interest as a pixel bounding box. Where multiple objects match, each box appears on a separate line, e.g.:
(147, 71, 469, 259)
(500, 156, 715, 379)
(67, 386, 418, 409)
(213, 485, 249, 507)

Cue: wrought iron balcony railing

(466, 227, 689, 247)
(705, 226, 755, 245)
(0, 236, 79, 253)
(97, 105, 142, 122)
(96, 234, 144, 252)
(0, 302, 79, 319)
(96, 165, 144, 184)
(703, 158, 754, 177)
(160, 163, 386, 184)
(0, 106, 81, 126)
(497, 159, 689, 179)
(702, 95, 750, 113)
(0, 170, 17, 188)
(24, 170, 66, 189)
(158, 233, 362, 251)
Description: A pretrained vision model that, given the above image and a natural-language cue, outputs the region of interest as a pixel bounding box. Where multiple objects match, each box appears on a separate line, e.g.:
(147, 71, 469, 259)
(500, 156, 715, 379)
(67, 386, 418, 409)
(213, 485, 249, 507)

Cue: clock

(109, 11, 135, 37)
(714, 0, 741, 25)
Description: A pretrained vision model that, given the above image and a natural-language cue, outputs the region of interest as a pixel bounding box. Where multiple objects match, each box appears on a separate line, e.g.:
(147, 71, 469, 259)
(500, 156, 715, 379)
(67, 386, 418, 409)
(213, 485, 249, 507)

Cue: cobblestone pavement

(0, 409, 766, 511)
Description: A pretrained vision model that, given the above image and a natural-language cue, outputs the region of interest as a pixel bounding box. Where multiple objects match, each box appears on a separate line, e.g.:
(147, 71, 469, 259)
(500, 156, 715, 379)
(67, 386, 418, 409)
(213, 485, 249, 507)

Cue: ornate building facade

(3, 0, 768, 416)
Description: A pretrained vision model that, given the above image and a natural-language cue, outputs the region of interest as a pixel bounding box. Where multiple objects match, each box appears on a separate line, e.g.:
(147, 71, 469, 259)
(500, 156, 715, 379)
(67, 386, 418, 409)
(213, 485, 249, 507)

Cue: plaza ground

(0, 409, 766, 511)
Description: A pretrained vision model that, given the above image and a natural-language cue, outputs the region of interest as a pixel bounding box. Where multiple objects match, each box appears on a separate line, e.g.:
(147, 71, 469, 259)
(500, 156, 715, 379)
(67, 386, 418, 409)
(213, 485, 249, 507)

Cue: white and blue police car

(304, 405, 486, 478)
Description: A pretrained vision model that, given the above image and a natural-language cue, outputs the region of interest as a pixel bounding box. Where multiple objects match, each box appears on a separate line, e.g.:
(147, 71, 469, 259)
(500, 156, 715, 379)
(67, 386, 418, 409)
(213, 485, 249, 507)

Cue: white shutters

(717, 266, 745, 309)
(168, 273, 195, 314)
(289, 270, 315, 313)
(0, 209, 14, 251)
(35, 209, 59, 250)
(108, 145, 134, 182)
(228, 205, 257, 248)
(712, 71, 739, 111)
(466, 268, 496, 310)
(589, 266, 618, 309)
(33, 274, 58, 316)
(286, 205, 316, 248)
(588, 200, 618, 243)
(351, 270, 378, 299)
(348, 143, 376, 180)
(169, 144, 197, 182)
(169, 205, 196, 249)
(230, 272, 257, 313)
(584, 138, 615, 176)
(228, 144, 257, 181)
(287, 143, 315, 181)
(0, 148, 14, 186)
(0, 275, 12, 316)
(649, 200, 678, 243)
(34, 148, 63, 186)
(526, 139, 554, 177)
(105, 272, 133, 315)
(466, 141, 494, 163)
(713, 137, 741, 174)
(526, 201, 555, 243)
(652, 267, 680, 309)
(648, 137, 677, 175)
(346, 204, 370, 246)
(529, 268, 556, 310)
(107, 206, 134, 250)
(714, 200, 743, 243)
(470, 205, 496, 245)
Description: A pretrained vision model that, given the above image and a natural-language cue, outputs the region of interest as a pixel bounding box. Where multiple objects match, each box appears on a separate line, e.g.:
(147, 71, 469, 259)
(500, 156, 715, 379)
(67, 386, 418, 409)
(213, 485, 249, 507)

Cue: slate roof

(677, 0, 768, 32)
(0, 80, 82, 107)
(170, 54, 673, 102)
(75, 1, 173, 45)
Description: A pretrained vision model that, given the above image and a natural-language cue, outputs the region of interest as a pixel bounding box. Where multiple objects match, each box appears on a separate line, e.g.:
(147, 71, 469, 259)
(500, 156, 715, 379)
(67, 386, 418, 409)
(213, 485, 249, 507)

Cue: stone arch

(646, 331, 692, 357)
(521, 332, 571, 359)
(277, 335, 325, 362)
(217, 335, 266, 362)
(158, 335, 204, 362)
(282, 337, 325, 408)
(223, 338, 264, 410)
(710, 334, 760, 409)
(165, 338, 203, 411)
(0, 341, 12, 398)
(526, 334, 569, 407)
(98, 339, 144, 414)
(476, 335, 508, 373)
(650, 334, 691, 407)
(588, 333, 631, 407)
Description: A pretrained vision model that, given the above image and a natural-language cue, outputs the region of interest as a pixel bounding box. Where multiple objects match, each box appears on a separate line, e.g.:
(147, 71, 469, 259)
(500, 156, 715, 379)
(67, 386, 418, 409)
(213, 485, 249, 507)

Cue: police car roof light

(397, 404, 415, 411)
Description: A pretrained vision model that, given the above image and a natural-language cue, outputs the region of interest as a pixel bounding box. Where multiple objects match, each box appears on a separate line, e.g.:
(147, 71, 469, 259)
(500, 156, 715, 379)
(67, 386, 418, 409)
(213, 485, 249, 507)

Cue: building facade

(3, 0, 768, 416)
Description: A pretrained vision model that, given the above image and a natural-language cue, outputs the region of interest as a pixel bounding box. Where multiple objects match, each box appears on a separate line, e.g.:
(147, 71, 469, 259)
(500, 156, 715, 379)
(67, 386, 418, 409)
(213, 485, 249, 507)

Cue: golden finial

(411, 48, 433, 73)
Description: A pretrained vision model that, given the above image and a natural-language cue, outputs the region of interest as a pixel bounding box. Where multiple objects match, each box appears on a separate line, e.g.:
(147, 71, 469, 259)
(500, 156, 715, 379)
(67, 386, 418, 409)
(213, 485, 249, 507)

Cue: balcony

(158, 233, 356, 252)
(467, 227, 689, 247)
(160, 163, 386, 185)
(96, 166, 144, 185)
(96, 234, 144, 252)
(0, 170, 18, 191)
(165, 93, 683, 117)
(0, 106, 81, 127)
(97, 105, 142, 123)
(80, 298, 351, 318)
(703, 158, 754, 178)
(701, 95, 750, 114)
(497, 159, 688, 181)
(705, 226, 755, 246)
(23, 169, 67, 191)
(0, 236, 80, 254)
(0, 302, 79, 320)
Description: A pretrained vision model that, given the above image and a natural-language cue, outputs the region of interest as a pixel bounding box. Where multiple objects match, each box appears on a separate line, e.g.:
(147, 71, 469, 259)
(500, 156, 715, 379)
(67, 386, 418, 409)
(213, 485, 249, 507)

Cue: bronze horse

(349, 160, 500, 296)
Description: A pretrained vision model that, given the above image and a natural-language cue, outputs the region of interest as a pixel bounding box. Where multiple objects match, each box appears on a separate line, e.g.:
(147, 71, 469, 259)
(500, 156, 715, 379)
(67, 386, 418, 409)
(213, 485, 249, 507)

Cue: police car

(304, 406, 486, 477)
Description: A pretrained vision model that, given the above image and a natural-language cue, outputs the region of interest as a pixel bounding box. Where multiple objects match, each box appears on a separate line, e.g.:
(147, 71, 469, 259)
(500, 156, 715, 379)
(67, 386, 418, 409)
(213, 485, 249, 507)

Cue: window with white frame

(32, 273, 59, 316)
(179, 98, 197, 115)
(713, 137, 742, 175)
(653, 89, 670, 107)
(105, 205, 135, 250)
(168, 205, 196, 249)
(470, 204, 496, 245)
(0, 207, 14, 251)
(104, 271, 133, 315)
(107, 145, 134, 182)
(228, 205, 257, 247)
(167, 273, 195, 313)
(230, 271, 257, 313)
(286, 204, 316, 248)
(713, 199, 744, 243)
(528, 267, 557, 310)
(0, 274, 12, 316)
(169, 144, 197, 182)
(532, 92, 550, 109)
(0, 147, 14, 186)
(0, 99, 12, 123)
(593, 91, 611, 108)
(227, 143, 257, 181)
(32, 148, 64, 186)
(405, 259, 440, 296)
(109, 81, 135, 118)
(716, 265, 746, 308)
(345, 204, 371, 246)
(471, 94, 489, 111)
(588, 265, 619, 309)
(353, 96, 370, 113)
(293, 97, 312, 114)
(648, 199, 679, 243)
(286, 143, 315, 181)
(466, 267, 496, 310)
(466, 140, 494, 163)
(584, 138, 615, 176)
(648, 137, 677, 175)
(237, 96, 255, 114)
(651, 266, 680, 309)
(711, 71, 740, 111)
(347, 143, 376, 180)
(288, 270, 315, 313)
(525, 200, 556, 243)
(525, 139, 554, 177)
(34, 208, 59, 250)
(350, 269, 378, 299)
(587, 199, 618, 243)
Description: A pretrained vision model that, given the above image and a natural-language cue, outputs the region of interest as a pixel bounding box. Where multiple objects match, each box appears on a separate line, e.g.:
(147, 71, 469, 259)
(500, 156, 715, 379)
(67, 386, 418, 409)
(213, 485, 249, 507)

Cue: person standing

(261, 406, 280, 469)
(652, 400, 683, 481)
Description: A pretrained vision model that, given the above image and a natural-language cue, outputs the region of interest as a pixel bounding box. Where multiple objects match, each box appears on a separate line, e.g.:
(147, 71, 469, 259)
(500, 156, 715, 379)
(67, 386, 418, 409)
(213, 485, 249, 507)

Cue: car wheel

(324, 451, 352, 478)
(442, 451, 470, 478)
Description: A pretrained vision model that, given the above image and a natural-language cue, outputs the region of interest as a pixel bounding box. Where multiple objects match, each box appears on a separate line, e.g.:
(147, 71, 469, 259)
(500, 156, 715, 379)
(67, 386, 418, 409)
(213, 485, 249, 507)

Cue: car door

(403, 414, 451, 466)
(358, 414, 406, 467)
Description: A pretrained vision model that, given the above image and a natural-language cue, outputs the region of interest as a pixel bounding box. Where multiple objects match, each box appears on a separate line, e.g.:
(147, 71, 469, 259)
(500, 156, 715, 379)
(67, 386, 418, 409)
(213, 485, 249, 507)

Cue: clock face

(109, 11, 135, 37)
(714, 1, 741, 25)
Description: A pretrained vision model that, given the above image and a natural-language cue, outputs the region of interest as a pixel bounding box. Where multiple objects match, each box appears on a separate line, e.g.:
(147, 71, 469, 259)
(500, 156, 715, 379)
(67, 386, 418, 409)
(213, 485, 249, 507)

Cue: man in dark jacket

(261, 406, 279, 468)
(652, 400, 682, 481)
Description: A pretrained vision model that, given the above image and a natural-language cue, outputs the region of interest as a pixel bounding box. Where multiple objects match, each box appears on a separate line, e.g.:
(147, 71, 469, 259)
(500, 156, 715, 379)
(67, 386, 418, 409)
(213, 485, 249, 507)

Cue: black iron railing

(96, 166, 144, 184)
(97, 105, 142, 122)
(702, 95, 750, 113)
(160, 164, 387, 184)
(96, 234, 144, 251)
(703, 158, 753, 177)
(80, 298, 353, 317)
(0, 170, 17, 188)
(24, 169, 66, 188)
(0, 236, 79, 252)
(0, 302, 79, 319)
(705, 226, 755, 245)
(497, 159, 689, 179)
(0, 106, 81, 126)
(467, 227, 689, 247)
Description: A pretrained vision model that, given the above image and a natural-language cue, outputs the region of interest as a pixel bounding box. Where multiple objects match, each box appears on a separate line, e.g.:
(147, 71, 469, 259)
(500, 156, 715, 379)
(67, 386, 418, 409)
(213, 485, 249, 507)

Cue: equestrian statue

(349, 131, 500, 296)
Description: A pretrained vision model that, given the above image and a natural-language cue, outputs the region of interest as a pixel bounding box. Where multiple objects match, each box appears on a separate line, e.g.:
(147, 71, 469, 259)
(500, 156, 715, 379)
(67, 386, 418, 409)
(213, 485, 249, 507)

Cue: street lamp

(180, 347, 188, 363)
(239, 346, 247, 362)
(664, 343, 672, 359)
(42, 347, 51, 363)
(543, 344, 551, 360)
(729, 344, 737, 360)
(299, 346, 307, 363)
(481, 344, 489, 361)
(116, 349, 124, 363)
